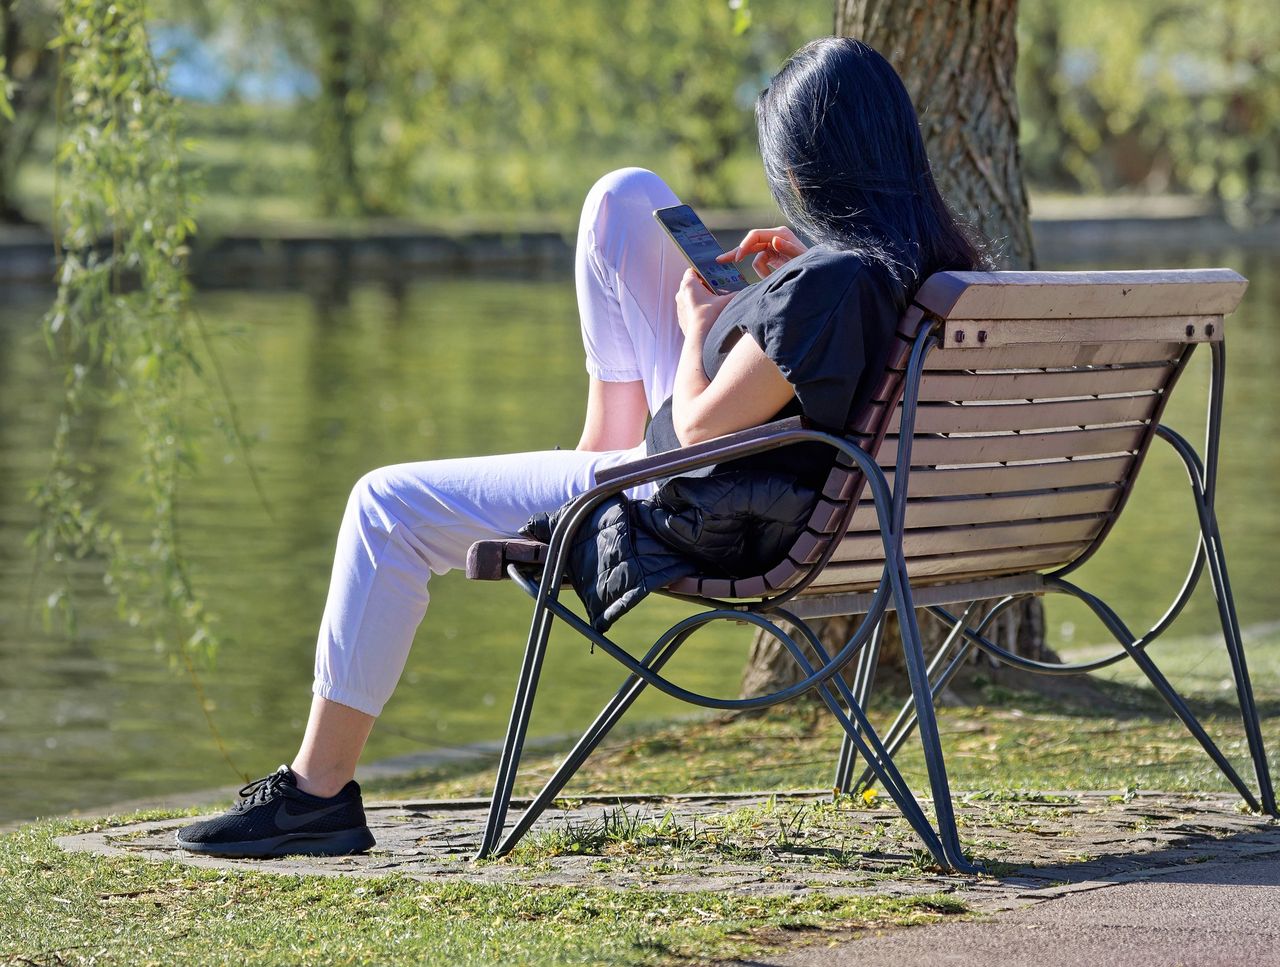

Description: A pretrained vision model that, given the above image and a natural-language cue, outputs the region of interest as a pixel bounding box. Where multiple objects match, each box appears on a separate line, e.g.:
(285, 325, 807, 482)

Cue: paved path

(58, 791, 1278, 918)
(751, 853, 1280, 967)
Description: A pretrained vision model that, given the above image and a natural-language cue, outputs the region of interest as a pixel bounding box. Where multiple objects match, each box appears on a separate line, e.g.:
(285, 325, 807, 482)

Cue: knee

(582, 167, 678, 226)
(348, 466, 403, 533)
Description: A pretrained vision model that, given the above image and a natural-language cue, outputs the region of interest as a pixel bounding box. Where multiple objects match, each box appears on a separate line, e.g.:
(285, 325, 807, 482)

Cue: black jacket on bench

(521, 469, 817, 631)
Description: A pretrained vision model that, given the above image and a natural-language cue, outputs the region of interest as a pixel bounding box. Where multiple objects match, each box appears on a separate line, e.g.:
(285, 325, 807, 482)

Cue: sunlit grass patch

(511, 795, 940, 875)
(367, 659, 1279, 808)
(1, 815, 968, 966)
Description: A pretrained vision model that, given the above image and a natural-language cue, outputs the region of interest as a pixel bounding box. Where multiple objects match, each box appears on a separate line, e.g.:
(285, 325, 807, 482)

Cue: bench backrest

(670, 268, 1247, 600)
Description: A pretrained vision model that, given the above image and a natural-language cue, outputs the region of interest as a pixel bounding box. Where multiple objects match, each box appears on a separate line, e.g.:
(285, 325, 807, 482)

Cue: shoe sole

(175, 826, 376, 859)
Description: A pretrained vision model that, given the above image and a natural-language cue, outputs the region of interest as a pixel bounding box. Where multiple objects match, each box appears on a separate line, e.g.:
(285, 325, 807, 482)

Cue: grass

(367, 677, 1280, 807)
(4, 630, 1276, 965)
(508, 796, 940, 874)
(0, 815, 965, 966)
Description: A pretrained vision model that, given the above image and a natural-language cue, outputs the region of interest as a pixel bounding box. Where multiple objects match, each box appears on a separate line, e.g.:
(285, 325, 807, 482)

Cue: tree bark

(835, 0, 1035, 266)
(741, 0, 1057, 702)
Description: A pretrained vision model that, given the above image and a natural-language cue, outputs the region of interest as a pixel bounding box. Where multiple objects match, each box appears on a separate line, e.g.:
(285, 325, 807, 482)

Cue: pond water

(2, 248, 1277, 824)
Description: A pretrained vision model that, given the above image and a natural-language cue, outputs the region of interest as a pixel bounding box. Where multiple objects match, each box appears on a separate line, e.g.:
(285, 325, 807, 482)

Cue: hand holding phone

(653, 205, 748, 295)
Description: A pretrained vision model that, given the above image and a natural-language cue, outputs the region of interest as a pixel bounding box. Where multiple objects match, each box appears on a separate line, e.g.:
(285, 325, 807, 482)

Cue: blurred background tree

(1018, 0, 1279, 224)
(3, 0, 1275, 227)
(0, 0, 57, 223)
(136, 0, 827, 221)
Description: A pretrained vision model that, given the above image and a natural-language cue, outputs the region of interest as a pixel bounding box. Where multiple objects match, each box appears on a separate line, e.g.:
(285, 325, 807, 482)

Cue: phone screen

(653, 205, 748, 295)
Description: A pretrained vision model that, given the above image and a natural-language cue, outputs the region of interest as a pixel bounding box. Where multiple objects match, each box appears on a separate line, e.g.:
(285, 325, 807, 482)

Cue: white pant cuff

(585, 359, 642, 382)
(312, 679, 384, 718)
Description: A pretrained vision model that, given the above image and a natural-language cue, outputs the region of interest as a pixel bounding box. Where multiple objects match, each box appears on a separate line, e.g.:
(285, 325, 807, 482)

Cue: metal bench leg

(1056, 579, 1264, 813)
(833, 618, 884, 794)
(848, 603, 981, 795)
(889, 555, 976, 873)
(490, 629, 694, 857)
(777, 624, 954, 868)
(1197, 501, 1276, 814)
(1155, 415, 1274, 814)
(1200, 344, 1276, 814)
(477, 597, 558, 859)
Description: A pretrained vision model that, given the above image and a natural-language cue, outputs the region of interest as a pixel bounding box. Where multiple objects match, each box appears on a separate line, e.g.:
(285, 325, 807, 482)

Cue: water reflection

(1, 251, 1277, 823)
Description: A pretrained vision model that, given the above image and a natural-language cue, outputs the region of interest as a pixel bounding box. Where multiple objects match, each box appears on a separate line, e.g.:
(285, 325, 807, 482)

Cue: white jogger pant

(313, 168, 688, 716)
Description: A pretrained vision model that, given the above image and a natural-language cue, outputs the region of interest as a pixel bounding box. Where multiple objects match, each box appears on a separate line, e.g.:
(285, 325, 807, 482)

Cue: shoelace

(235, 768, 293, 810)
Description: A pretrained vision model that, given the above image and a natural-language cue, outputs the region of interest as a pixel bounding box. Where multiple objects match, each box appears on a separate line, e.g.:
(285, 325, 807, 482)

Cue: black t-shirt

(644, 245, 906, 488)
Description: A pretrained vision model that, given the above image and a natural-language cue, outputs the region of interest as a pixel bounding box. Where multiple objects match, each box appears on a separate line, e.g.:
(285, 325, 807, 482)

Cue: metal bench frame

(469, 270, 1275, 872)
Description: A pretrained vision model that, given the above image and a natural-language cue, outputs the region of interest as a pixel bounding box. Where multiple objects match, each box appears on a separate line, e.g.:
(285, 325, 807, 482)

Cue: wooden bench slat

(806, 541, 1092, 590)
(809, 496, 854, 532)
(825, 515, 1106, 562)
(894, 304, 927, 339)
(914, 269, 1246, 319)
(876, 425, 1147, 465)
(881, 455, 1134, 497)
(846, 485, 1121, 531)
(942, 315, 1222, 349)
(921, 341, 1185, 371)
(790, 489, 1119, 565)
(889, 395, 1159, 434)
(915, 365, 1171, 401)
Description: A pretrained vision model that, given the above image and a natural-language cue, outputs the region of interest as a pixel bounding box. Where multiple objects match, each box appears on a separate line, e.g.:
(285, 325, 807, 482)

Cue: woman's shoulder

(747, 245, 902, 318)
(768, 243, 867, 279)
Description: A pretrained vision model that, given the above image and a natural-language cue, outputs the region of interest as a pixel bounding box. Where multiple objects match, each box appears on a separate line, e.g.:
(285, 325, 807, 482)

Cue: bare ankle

(290, 764, 351, 799)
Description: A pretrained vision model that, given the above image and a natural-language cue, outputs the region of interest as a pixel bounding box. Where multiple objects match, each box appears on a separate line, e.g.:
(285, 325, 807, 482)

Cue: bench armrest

(594, 415, 807, 486)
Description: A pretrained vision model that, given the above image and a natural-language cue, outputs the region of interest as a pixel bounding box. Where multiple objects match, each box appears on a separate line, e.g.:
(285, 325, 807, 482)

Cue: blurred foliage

(33, 0, 230, 664)
(1019, 0, 1279, 220)
(5, 1, 1276, 225)
(0, 0, 58, 221)
(155, 0, 829, 216)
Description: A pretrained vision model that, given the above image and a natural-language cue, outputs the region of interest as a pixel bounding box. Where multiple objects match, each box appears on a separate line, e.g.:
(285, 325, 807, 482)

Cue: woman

(177, 37, 984, 858)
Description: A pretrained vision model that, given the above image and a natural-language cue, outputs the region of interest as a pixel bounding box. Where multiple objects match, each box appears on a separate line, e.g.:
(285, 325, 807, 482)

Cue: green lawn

(1, 815, 964, 966)
(368, 628, 1280, 805)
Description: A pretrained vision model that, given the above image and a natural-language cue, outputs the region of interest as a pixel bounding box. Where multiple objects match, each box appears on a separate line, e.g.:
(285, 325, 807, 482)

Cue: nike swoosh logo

(275, 802, 347, 831)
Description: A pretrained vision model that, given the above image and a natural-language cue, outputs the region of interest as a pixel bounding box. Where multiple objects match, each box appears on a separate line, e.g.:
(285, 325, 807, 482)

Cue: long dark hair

(757, 38, 988, 289)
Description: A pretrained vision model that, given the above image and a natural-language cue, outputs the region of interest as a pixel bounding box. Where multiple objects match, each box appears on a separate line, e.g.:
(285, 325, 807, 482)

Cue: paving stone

(55, 791, 1279, 911)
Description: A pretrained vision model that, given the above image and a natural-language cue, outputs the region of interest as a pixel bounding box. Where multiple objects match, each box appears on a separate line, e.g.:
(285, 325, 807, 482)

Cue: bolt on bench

(466, 268, 1275, 872)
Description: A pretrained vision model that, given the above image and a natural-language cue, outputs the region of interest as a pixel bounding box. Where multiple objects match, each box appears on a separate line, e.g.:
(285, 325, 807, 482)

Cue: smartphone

(653, 204, 749, 295)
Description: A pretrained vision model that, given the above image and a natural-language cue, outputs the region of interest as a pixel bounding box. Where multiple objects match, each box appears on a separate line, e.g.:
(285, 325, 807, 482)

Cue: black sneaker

(176, 765, 376, 858)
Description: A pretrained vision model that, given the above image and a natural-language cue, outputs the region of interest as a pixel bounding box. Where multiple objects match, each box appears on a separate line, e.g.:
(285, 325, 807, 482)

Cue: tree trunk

(315, 1, 363, 217)
(741, 0, 1058, 702)
(835, 0, 1034, 266)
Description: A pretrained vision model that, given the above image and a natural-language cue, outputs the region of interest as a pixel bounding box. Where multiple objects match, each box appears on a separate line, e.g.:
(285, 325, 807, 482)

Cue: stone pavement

(57, 790, 1279, 920)
(751, 853, 1280, 967)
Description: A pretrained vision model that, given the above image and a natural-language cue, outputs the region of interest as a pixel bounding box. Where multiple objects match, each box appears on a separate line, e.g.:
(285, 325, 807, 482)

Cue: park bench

(466, 268, 1275, 872)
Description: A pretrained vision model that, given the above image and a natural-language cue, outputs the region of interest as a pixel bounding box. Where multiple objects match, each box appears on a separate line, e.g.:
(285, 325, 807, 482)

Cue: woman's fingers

(717, 227, 782, 262)
(676, 267, 735, 335)
(677, 267, 713, 305)
(716, 226, 807, 276)
(771, 230, 806, 257)
(752, 250, 785, 277)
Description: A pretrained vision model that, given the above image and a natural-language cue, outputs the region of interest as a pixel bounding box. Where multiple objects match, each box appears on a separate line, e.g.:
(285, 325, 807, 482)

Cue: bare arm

(576, 377, 648, 451)
(671, 269, 794, 447)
